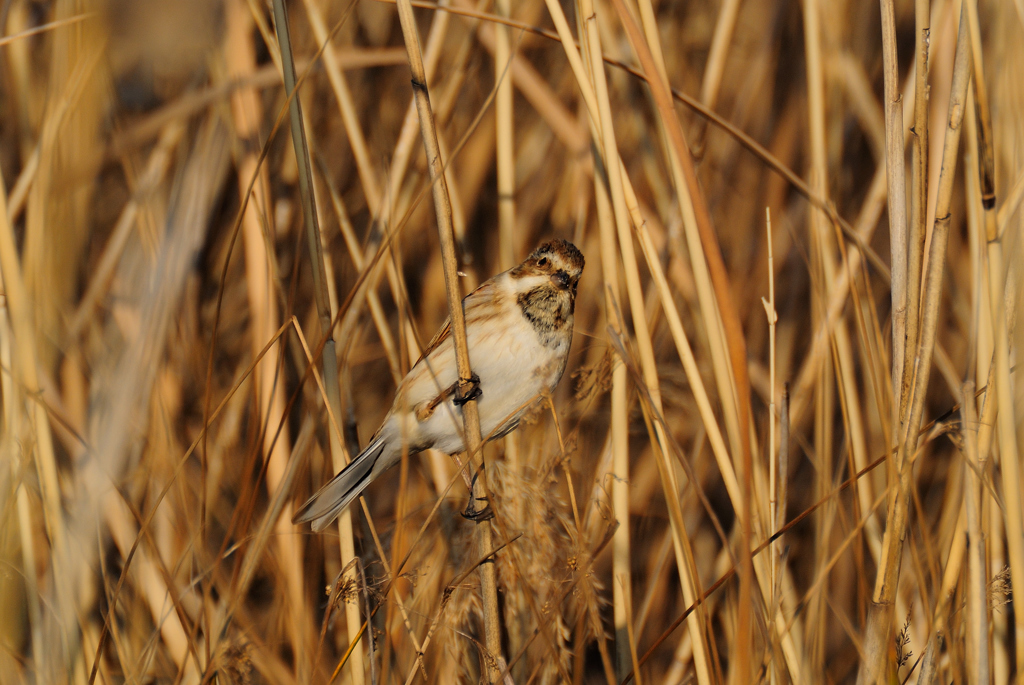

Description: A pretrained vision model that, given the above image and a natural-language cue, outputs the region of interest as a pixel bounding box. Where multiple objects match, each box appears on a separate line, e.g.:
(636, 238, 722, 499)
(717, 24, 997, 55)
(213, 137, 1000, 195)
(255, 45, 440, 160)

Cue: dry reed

(1, 0, 1022, 683)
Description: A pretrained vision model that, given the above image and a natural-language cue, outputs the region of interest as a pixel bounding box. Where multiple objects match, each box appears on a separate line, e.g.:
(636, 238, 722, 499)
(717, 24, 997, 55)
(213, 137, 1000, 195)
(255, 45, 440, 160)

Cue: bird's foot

(453, 373, 482, 406)
(462, 497, 494, 522)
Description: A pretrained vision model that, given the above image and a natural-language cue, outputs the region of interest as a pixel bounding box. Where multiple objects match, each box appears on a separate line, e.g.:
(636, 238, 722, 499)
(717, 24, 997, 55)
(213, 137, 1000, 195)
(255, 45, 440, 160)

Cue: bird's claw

(462, 498, 494, 522)
(462, 469, 493, 521)
(453, 373, 482, 406)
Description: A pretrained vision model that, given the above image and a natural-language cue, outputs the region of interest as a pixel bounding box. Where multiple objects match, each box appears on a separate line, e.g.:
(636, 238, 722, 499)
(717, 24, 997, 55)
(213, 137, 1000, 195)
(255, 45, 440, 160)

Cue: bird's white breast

(391, 273, 570, 455)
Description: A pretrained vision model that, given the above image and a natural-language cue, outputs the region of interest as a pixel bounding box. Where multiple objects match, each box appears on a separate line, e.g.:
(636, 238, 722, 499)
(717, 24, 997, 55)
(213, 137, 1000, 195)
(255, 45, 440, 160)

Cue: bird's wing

(414, 278, 497, 365)
(417, 316, 451, 364)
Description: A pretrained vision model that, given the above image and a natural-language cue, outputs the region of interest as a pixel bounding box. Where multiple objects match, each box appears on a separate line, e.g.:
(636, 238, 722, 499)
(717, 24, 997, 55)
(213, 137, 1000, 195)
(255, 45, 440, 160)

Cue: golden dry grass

(1, 0, 1023, 683)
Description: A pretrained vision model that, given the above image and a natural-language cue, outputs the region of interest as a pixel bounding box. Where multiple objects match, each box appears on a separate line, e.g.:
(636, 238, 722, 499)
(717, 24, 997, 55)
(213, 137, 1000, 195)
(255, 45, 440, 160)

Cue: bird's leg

(461, 467, 494, 522)
(453, 372, 482, 406)
(419, 373, 481, 423)
(445, 453, 491, 520)
(453, 373, 489, 519)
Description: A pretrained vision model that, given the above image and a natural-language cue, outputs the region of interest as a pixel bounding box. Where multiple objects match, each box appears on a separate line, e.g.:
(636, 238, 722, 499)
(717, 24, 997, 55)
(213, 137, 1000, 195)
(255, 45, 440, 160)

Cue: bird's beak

(551, 270, 571, 290)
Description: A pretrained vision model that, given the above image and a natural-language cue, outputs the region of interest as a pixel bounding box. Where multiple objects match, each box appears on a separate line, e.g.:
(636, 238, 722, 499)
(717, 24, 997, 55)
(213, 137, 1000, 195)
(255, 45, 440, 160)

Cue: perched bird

(294, 239, 586, 531)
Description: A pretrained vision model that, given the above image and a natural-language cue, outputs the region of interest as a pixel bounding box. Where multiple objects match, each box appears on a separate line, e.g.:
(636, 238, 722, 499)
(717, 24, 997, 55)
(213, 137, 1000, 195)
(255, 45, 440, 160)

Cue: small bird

(294, 239, 585, 531)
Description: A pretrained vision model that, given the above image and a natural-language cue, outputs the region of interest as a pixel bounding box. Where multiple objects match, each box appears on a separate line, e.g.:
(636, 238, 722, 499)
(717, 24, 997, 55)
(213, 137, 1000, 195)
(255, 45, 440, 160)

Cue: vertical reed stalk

(961, 380, 989, 685)
(801, 0, 836, 672)
(904, 0, 930, 430)
(962, 6, 996, 680)
(494, 0, 516, 270)
(589, 123, 634, 685)
(577, 6, 656, 680)
(492, 8, 522, 611)
(225, 0, 304, 674)
(879, 0, 909, 432)
(587, 113, 633, 681)
(857, 6, 971, 682)
(0, 158, 64, 679)
(0, 151, 71, 678)
(763, 208, 779, 685)
(268, 1, 364, 682)
(392, 1, 501, 680)
(574, 3, 634, 676)
(982, 171, 1024, 679)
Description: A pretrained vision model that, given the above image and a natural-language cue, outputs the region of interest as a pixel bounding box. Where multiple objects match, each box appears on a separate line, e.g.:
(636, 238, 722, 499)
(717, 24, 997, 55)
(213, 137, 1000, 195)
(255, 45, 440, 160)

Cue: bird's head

(510, 239, 585, 300)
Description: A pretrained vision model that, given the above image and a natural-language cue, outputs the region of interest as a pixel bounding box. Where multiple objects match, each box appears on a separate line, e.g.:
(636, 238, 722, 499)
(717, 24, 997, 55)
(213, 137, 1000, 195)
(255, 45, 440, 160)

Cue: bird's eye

(537, 257, 548, 268)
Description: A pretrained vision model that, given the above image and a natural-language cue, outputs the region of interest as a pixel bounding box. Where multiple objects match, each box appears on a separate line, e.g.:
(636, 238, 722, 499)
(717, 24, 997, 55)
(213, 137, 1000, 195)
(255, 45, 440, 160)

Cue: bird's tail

(293, 435, 387, 531)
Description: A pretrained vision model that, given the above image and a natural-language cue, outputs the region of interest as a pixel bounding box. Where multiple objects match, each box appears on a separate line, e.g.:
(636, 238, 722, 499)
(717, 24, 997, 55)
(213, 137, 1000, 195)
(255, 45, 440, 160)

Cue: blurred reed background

(1, 0, 1022, 682)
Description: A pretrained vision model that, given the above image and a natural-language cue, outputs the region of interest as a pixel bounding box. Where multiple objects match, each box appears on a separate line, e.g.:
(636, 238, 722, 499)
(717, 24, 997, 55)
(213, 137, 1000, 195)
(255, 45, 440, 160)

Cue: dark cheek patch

(518, 286, 572, 346)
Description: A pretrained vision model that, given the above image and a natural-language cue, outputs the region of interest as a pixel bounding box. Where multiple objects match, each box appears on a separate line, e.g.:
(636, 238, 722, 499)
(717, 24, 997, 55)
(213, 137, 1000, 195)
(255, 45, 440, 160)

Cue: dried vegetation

(1, 0, 1023, 683)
